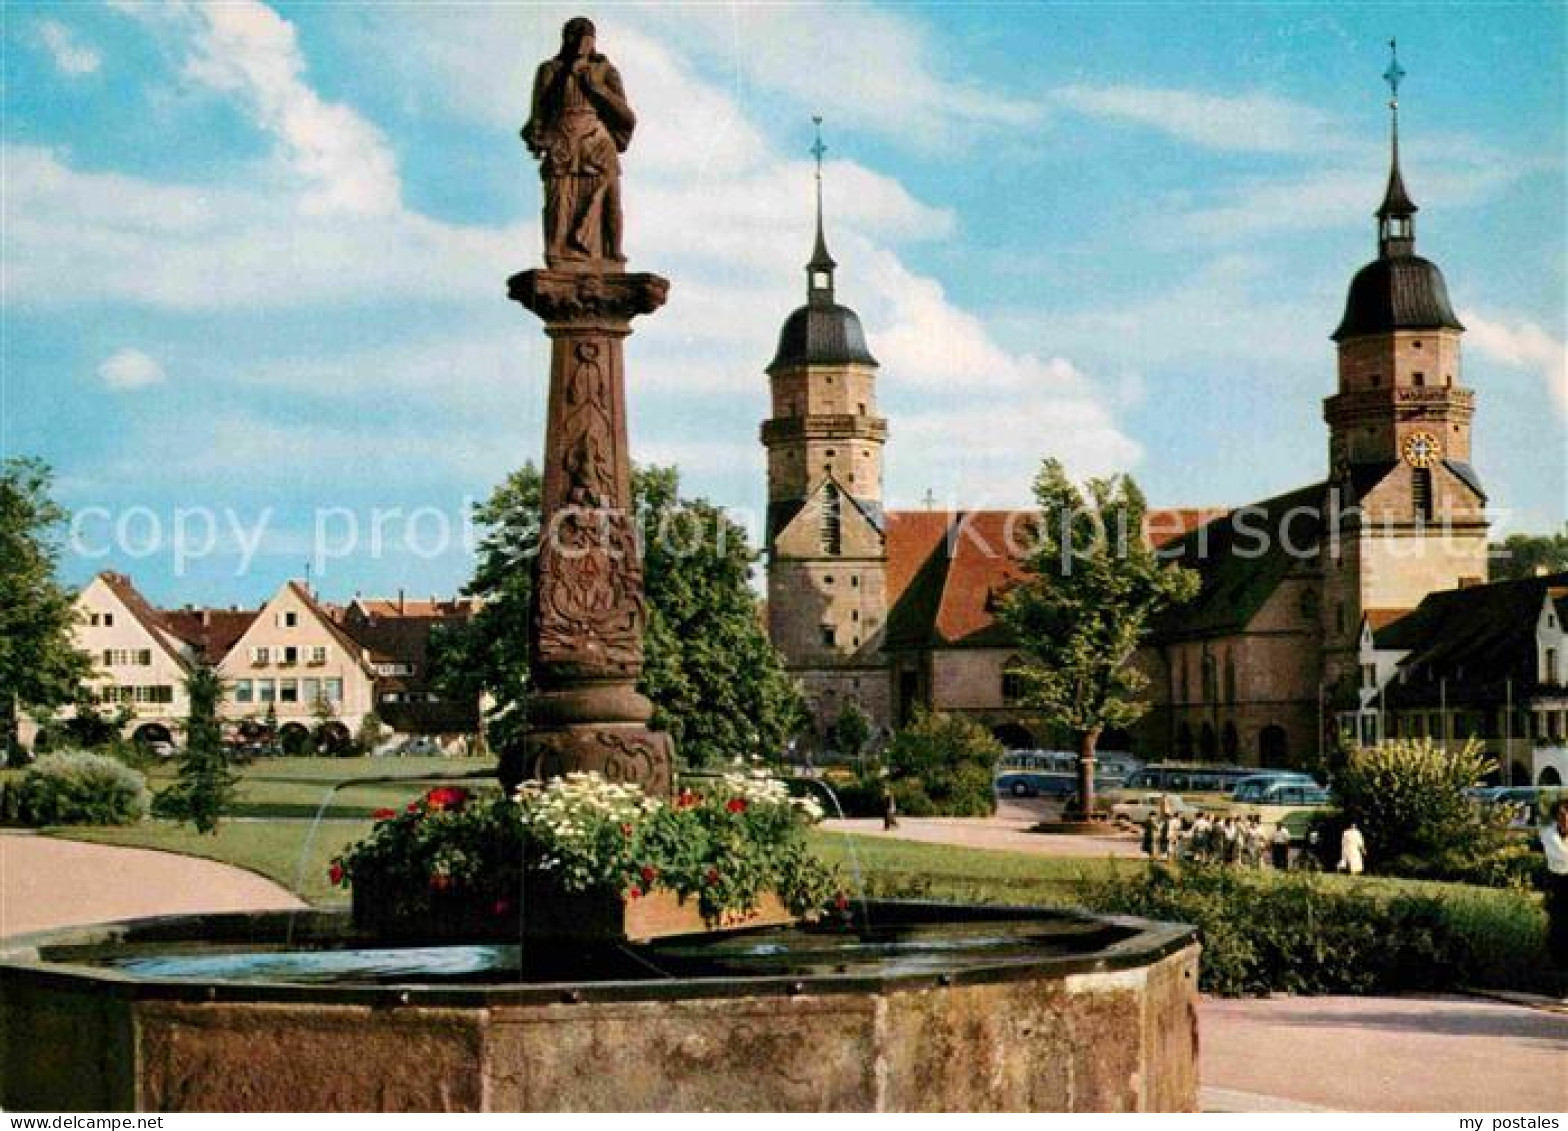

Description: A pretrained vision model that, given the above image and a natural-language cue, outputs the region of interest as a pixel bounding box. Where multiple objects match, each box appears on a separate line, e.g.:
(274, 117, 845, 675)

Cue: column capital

(508, 268, 669, 326)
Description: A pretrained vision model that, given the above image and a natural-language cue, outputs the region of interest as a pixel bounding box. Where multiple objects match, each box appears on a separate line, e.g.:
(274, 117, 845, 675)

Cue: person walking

(1540, 798, 1568, 968)
(1338, 820, 1366, 875)
(1142, 811, 1158, 859)
(1162, 810, 1183, 862)
(1270, 822, 1292, 870)
(882, 786, 899, 831)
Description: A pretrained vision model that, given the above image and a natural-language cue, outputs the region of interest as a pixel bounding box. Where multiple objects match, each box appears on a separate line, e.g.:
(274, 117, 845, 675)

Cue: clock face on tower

(1401, 430, 1442, 468)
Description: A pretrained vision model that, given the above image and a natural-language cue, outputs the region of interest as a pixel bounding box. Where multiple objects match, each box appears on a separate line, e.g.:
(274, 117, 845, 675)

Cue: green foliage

(353, 710, 388, 756)
(1000, 460, 1199, 807)
(12, 750, 149, 826)
(883, 710, 1000, 817)
(1084, 863, 1554, 997)
(1489, 526, 1568, 582)
(34, 696, 134, 753)
(0, 458, 93, 763)
(152, 666, 238, 834)
(832, 701, 873, 760)
(333, 771, 841, 925)
(1332, 737, 1516, 882)
(431, 462, 805, 768)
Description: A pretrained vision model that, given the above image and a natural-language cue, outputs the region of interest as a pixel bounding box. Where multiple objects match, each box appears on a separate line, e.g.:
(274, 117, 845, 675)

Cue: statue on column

(521, 17, 635, 271)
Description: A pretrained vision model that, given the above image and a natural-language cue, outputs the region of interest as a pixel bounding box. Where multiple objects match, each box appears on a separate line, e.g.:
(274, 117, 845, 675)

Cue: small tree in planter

(833, 702, 873, 768)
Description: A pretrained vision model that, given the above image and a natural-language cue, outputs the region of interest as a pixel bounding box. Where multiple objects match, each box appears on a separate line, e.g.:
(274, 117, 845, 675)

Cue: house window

(820, 626, 837, 647)
(280, 679, 299, 704)
(1001, 667, 1025, 704)
(252, 646, 270, 665)
(302, 678, 320, 703)
(258, 679, 276, 703)
(1413, 372, 1426, 387)
(277, 611, 299, 628)
(234, 680, 253, 704)
(309, 645, 328, 664)
(100, 613, 113, 627)
(1548, 648, 1560, 685)
(323, 678, 343, 703)
(281, 646, 299, 665)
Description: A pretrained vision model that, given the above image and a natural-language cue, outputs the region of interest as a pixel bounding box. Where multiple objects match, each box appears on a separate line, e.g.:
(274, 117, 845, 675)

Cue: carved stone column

(501, 267, 674, 797)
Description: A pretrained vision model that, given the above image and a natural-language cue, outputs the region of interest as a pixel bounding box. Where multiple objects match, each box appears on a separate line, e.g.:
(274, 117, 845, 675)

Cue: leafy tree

(1000, 460, 1200, 819)
(882, 709, 999, 817)
(432, 462, 805, 769)
(0, 458, 92, 763)
(833, 701, 873, 764)
(1489, 527, 1568, 582)
(152, 666, 238, 833)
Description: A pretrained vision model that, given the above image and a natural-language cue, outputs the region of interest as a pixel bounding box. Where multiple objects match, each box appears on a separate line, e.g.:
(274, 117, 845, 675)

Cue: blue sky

(5, 1, 1564, 607)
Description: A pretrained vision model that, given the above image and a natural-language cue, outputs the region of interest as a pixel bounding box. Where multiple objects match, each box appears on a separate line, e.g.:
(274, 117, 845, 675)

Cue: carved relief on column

(533, 334, 646, 678)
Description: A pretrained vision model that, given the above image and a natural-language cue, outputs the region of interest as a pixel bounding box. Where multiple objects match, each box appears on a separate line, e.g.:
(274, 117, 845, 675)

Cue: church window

(851, 576, 859, 588)
(820, 626, 837, 647)
(851, 610, 859, 622)
(1224, 655, 1237, 704)
(823, 575, 834, 585)
(821, 486, 843, 555)
(812, 271, 830, 290)
(857, 402, 866, 415)
(1445, 374, 1453, 387)
(1413, 372, 1425, 387)
(1412, 339, 1423, 350)
(1548, 648, 1560, 685)
(1412, 467, 1433, 521)
(1335, 603, 1346, 635)
(825, 448, 836, 457)
(853, 636, 860, 646)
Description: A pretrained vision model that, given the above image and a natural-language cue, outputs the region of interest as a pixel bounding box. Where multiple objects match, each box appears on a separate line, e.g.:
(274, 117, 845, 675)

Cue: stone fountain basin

(0, 901, 1199, 1112)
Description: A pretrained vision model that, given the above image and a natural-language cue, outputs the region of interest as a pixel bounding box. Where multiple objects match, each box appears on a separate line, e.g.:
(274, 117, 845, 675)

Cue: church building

(761, 72, 1537, 774)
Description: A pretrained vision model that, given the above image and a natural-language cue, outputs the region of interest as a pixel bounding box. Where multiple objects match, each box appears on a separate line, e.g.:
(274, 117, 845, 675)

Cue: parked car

(1110, 792, 1198, 826)
(995, 771, 1075, 799)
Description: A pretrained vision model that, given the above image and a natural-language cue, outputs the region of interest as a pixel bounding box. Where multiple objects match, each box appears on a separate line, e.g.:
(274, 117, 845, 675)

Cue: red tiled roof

(97, 571, 195, 668)
(883, 507, 1222, 650)
(158, 608, 261, 666)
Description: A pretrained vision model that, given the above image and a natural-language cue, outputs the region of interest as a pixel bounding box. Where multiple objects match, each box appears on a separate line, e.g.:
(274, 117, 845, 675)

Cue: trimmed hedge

(9, 751, 150, 827)
(1082, 862, 1555, 997)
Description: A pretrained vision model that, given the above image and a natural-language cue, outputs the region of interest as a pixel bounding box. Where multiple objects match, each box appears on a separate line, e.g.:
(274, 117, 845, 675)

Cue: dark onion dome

(1332, 254, 1463, 341)
(768, 301, 878, 372)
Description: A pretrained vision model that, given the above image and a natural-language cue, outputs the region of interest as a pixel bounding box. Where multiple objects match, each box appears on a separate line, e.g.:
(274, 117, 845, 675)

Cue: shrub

(883, 710, 999, 817)
(13, 750, 149, 826)
(1082, 863, 1555, 997)
(152, 666, 237, 834)
(1331, 737, 1515, 883)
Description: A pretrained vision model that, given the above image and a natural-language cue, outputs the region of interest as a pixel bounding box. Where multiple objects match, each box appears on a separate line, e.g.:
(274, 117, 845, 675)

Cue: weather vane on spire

(810, 115, 827, 179)
(1383, 38, 1405, 107)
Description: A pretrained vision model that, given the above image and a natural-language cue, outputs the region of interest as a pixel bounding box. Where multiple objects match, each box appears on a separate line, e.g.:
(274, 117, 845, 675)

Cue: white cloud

(1463, 310, 1568, 419)
(98, 348, 166, 390)
(35, 19, 102, 76)
(126, 0, 401, 215)
(1055, 85, 1345, 155)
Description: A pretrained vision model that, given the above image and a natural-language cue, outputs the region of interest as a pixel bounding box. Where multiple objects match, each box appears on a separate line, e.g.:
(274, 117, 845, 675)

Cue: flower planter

(351, 876, 795, 943)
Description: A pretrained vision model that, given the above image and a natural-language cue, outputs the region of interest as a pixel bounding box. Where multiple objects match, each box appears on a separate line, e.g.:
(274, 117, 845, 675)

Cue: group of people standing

(1141, 809, 1294, 869)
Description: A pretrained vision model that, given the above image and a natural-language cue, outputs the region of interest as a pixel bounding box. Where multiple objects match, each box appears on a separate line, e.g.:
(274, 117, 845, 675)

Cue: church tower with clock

(1319, 52, 1490, 684)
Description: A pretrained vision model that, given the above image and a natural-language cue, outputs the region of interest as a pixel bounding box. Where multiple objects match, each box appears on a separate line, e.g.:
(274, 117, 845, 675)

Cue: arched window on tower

(821, 484, 843, 556)
(1412, 468, 1433, 522)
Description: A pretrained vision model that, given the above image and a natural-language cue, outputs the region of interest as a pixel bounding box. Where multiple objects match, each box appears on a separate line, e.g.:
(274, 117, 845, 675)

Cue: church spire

(807, 116, 836, 305)
(1377, 39, 1418, 258)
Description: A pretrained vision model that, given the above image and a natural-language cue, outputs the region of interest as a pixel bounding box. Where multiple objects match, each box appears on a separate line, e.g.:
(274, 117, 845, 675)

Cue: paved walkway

(1199, 994, 1568, 1112)
(0, 831, 303, 938)
(822, 797, 1145, 858)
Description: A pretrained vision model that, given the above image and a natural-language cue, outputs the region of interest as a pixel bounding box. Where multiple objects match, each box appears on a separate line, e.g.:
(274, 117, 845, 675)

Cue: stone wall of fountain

(0, 904, 1198, 1112)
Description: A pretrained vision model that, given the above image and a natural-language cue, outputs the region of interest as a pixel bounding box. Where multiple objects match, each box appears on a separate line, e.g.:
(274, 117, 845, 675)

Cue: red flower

(429, 872, 452, 892)
(725, 797, 748, 814)
(704, 867, 720, 886)
(328, 863, 345, 887)
(620, 822, 634, 838)
(834, 892, 850, 912)
(373, 808, 397, 821)
(676, 790, 700, 809)
(406, 802, 420, 814)
(627, 886, 643, 901)
(424, 786, 470, 812)
(639, 865, 658, 886)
